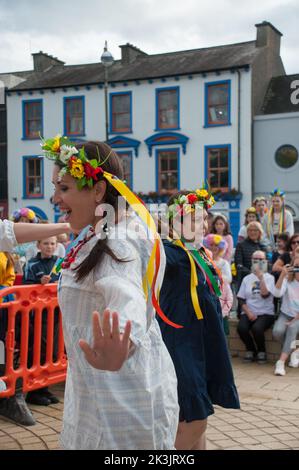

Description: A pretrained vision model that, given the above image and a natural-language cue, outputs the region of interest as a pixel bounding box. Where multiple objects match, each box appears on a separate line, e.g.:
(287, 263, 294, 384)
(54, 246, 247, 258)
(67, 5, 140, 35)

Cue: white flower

(59, 145, 78, 164)
(178, 195, 188, 204)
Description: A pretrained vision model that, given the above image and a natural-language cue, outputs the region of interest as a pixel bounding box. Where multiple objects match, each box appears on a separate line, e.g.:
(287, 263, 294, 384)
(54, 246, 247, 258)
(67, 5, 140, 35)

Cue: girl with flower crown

(157, 190, 240, 450)
(263, 189, 294, 251)
(43, 136, 178, 450)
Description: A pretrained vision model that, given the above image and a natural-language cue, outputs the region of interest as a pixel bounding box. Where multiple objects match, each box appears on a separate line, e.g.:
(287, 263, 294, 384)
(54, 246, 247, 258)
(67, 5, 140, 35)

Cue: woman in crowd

(238, 207, 258, 243)
(272, 258, 299, 376)
(263, 188, 294, 251)
(272, 233, 299, 279)
(253, 196, 268, 226)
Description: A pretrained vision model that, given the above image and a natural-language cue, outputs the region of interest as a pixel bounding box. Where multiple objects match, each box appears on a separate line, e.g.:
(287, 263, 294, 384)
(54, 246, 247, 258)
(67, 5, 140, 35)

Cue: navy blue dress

(158, 240, 240, 422)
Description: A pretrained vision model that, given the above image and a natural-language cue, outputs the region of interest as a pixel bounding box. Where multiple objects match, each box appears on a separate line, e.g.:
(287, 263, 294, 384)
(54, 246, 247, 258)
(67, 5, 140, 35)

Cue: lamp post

(101, 41, 114, 142)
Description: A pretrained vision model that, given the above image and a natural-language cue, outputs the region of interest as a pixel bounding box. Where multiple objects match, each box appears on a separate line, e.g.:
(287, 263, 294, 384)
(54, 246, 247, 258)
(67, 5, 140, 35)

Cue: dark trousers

(237, 314, 274, 353)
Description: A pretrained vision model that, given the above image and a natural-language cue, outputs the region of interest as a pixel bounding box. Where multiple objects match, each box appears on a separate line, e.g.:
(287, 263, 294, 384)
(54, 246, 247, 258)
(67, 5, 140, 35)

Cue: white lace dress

(58, 217, 179, 450)
(0, 220, 17, 252)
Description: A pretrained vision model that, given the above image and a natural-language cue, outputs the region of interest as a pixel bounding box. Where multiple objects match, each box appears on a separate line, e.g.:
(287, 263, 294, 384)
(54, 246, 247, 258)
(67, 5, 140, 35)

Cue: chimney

(32, 51, 65, 72)
(119, 43, 147, 65)
(255, 21, 282, 53)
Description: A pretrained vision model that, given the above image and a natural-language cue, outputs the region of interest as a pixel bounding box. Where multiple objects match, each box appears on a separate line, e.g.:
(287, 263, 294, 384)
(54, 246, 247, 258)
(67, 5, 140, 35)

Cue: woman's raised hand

(79, 309, 132, 371)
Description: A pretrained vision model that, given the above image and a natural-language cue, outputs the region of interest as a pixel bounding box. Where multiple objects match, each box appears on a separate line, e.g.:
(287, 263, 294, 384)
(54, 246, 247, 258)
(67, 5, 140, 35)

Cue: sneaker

(274, 360, 286, 376)
(289, 349, 299, 368)
(256, 352, 267, 364)
(243, 351, 255, 363)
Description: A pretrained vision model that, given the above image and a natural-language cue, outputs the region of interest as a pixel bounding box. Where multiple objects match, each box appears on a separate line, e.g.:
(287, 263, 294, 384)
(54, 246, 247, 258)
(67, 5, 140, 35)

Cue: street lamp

(101, 41, 114, 142)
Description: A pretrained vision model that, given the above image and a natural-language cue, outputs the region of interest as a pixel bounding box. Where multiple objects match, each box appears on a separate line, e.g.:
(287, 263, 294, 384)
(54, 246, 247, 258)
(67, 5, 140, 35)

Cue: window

(205, 81, 230, 126)
(157, 149, 179, 193)
(156, 88, 179, 130)
(23, 157, 43, 198)
(110, 92, 132, 133)
(64, 97, 85, 136)
(206, 146, 230, 191)
(275, 145, 298, 169)
(23, 100, 43, 139)
(118, 152, 133, 189)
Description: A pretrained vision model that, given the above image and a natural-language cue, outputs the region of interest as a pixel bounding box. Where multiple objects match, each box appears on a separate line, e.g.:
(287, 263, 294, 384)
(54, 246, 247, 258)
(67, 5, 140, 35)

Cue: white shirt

(237, 272, 275, 316)
(0, 220, 17, 252)
(273, 278, 299, 318)
(58, 216, 179, 450)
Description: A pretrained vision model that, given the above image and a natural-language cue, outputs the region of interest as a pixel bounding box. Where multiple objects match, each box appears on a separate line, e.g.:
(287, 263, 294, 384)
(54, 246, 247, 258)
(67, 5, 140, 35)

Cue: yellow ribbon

(173, 239, 203, 320)
(103, 172, 159, 299)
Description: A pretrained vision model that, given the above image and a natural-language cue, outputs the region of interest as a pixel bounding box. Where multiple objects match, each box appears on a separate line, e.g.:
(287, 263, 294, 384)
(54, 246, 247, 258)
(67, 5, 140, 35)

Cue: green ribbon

(183, 240, 222, 297)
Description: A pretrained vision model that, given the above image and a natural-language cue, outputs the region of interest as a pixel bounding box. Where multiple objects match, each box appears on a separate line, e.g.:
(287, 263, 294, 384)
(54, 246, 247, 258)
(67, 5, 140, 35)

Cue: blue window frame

(109, 92, 132, 134)
(204, 80, 231, 127)
(156, 148, 180, 193)
(117, 151, 133, 189)
(22, 99, 43, 139)
(22, 156, 44, 199)
(204, 144, 231, 191)
(64, 96, 85, 136)
(156, 87, 180, 130)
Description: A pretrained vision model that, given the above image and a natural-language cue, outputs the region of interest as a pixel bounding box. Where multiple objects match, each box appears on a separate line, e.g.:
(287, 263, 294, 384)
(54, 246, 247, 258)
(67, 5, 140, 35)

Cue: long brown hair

(60, 141, 126, 281)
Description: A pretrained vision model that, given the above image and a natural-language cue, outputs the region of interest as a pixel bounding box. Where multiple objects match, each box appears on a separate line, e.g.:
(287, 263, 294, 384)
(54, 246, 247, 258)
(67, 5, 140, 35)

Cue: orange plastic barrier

(0, 284, 67, 397)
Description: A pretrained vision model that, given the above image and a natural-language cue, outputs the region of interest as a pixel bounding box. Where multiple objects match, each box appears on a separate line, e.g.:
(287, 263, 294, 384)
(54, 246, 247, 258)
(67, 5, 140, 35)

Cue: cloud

(0, 0, 298, 73)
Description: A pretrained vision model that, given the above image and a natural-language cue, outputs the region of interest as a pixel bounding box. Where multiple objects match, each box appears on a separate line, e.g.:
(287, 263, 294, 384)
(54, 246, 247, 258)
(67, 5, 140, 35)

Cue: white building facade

(6, 22, 285, 241)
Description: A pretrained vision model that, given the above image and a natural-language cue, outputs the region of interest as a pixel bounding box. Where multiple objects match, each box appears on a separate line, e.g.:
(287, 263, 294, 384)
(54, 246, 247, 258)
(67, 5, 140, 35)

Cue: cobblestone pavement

(0, 358, 299, 450)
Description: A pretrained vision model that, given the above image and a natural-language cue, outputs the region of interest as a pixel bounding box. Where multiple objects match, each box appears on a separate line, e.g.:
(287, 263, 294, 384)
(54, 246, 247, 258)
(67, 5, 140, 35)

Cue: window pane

(208, 84, 229, 124)
(159, 151, 178, 192)
(209, 85, 228, 105)
(114, 113, 130, 130)
(66, 99, 83, 135)
(27, 160, 35, 176)
(158, 90, 178, 128)
(209, 151, 219, 168)
(220, 170, 229, 188)
(209, 171, 218, 188)
(219, 149, 228, 167)
(113, 95, 130, 112)
(169, 156, 177, 171)
(25, 102, 42, 138)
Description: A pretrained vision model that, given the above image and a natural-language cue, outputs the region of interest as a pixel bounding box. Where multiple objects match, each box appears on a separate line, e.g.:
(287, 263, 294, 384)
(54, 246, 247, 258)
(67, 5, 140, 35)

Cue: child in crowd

(253, 196, 268, 226)
(203, 234, 233, 335)
(211, 214, 234, 261)
(23, 236, 60, 405)
(272, 258, 299, 376)
(263, 188, 294, 251)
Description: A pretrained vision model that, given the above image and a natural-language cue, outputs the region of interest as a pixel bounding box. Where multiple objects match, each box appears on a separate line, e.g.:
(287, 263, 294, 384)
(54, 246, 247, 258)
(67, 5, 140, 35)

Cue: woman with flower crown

(42, 135, 179, 450)
(157, 189, 240, 450)
(263, 189, 294, 251)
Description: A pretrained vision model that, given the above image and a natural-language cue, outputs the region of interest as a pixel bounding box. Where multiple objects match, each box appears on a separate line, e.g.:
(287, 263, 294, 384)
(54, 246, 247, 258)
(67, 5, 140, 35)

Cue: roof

(10, 40, 257, 91)
(261, 74, 299, 114)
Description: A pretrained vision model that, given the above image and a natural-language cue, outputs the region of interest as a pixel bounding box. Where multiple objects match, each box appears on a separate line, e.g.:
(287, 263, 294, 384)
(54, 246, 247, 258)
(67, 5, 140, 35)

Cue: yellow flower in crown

(52, 134, 62, 152)
(196, 189, 209, 199)
(69, 157, 85, 179)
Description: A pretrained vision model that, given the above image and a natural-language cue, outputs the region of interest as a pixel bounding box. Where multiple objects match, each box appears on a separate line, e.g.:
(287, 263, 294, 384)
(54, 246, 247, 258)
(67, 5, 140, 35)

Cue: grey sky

(0, 0, 298, 74)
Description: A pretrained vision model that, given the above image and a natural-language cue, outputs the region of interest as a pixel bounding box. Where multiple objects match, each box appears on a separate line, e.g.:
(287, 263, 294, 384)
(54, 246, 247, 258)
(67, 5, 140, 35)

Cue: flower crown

(203, 233, 228, 252)
(167, 187, 215, 220)
(11, 207, 38, 223)
(41, 134, 111, 190)
(271, 188, 285, 198)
